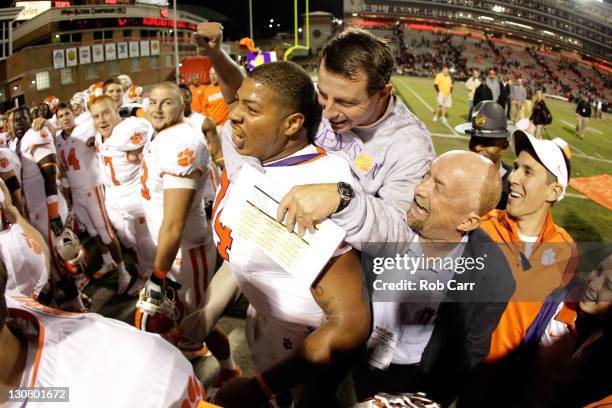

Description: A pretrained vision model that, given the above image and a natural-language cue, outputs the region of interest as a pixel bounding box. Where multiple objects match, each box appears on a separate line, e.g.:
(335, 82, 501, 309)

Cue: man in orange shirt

(189, 74, 206, 114)
(461, 130, 579, 407)
(201, 67, 229, 126)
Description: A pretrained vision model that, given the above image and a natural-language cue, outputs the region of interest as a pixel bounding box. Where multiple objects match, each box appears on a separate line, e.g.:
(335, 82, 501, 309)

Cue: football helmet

(135, 278, 184, 335)
(43, 96, 59, 114)
(125, 85, 144, 104)
(54, 228, 87, 276)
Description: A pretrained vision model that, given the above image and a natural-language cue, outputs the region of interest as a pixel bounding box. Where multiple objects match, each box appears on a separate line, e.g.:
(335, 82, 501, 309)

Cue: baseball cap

(455, 101, 514, 138)
(512, 129, 571, 201)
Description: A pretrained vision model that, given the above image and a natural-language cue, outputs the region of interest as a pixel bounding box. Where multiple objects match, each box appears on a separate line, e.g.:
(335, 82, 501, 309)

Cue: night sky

(195, 0, 343, 40)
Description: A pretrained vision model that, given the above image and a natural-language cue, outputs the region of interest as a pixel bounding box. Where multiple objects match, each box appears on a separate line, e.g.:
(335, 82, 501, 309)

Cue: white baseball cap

(512, 130, 571, 201)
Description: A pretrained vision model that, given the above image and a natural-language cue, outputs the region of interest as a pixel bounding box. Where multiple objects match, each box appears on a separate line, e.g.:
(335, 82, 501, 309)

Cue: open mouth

(412, 195, 429, 216)
(231, 125, 245, 149)
(508, 189, 524, 202)
(330, 119, 349, 129)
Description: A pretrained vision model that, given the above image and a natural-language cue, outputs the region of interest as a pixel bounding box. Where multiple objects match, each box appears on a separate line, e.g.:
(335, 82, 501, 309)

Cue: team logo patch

(355, 153, 374, 173)
(181, 374, 206, 407)
(474, 114, 486, 127)
(282, 337, 293, 350)
(541, 248, 556, 266)
(130, 132, 143, 145)
(40, 130, 48, 138)
(0, 157, 8, 168)
(177, 148, 195, 167)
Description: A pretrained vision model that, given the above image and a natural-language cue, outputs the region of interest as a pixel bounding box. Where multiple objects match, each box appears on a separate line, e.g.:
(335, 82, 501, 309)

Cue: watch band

(336, 182, 354, 213)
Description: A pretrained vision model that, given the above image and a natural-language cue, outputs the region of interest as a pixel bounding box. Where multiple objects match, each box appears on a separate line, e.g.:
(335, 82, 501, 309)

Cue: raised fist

(194, 22, 224, 56)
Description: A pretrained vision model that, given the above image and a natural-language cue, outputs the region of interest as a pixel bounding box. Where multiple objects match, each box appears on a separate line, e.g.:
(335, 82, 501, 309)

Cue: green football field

(391, 76, 612, 242)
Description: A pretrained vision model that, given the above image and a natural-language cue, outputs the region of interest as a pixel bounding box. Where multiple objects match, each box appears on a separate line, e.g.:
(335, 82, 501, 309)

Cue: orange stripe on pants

(190, 248, 201, 306)
(94, 186, 115, 240)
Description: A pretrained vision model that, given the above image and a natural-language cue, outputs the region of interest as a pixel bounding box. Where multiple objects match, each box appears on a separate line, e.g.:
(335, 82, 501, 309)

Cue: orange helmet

(125, 85, 144, 104)
(86, 82, 104, 105)
(44, 96, 59, 114)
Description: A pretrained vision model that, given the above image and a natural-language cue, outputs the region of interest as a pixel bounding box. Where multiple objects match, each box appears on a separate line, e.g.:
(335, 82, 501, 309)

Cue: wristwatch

(335, 182, 354, 213)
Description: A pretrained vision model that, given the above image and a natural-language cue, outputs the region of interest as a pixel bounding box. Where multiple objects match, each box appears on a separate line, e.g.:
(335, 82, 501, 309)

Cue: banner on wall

(92, 44, 104, 62)
(140, 40, 150, 56)
(150, 40, 160, 55)
(79, 46, 91, 64)
(105, 43, 117, 61)
(66, 47, 78, 67)
(129, 41, 140, 58)
(52, 49, 65, 69)
(117, 42, 129, 59)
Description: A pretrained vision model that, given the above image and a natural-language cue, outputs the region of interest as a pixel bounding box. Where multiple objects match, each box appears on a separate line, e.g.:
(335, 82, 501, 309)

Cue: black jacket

(576, 99, 592, 118)
(473, 83, 494, 108)
(496, 162, 513, 210)
(419, 227, 515, 404)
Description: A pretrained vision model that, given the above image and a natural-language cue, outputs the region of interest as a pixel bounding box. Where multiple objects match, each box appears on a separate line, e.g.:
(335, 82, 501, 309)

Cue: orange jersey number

(60, 148, 81, 171)
(21, 232, 42, 255)
(212, 171, 232, 261)
(140, 159, 151, 200)
(103, 156, 120, 186)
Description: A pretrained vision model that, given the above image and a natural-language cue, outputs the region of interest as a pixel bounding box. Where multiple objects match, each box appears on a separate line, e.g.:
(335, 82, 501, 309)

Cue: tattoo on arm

(313, 284, 335, 316)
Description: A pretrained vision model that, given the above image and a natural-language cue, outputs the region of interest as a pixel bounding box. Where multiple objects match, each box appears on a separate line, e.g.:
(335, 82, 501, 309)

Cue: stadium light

(478, 16, 494, 21)
(298, 27, 303, 33)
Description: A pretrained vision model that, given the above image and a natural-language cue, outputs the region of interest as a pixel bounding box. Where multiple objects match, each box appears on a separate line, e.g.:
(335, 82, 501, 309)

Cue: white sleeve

(32, 143, 56, 163)
(162, 173, 198, 190)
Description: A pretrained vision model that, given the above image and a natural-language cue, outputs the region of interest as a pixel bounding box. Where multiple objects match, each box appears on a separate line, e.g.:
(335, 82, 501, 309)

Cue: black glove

(50, 216, 64, 236)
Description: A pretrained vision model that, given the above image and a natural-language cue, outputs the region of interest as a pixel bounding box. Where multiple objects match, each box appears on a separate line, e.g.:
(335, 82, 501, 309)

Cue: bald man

(352, 151, 515, 405)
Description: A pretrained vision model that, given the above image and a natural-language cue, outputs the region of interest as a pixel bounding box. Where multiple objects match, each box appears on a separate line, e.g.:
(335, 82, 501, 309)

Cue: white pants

(245, 305, 312, 371)
(168, 239, 217, 316)
(105, 196, 156, 279)
(72, 185, 114, 245)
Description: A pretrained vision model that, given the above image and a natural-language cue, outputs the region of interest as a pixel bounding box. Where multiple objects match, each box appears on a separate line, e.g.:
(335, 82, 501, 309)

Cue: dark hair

(15, 105, 32, 120)
(103, 78, 122, 93)
(319, 27, 393, 95)
(0, 257, 7, 329)
(247, 61, 321, 141)
(178, 83, 191, 94)
(57, 102, 73, 114)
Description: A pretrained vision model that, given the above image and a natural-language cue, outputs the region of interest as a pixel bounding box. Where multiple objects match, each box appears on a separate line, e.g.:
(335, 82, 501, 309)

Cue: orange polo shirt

(480, 209, 578, 362)
(201, 84, 229, 125)
(189, 84, 207, 113)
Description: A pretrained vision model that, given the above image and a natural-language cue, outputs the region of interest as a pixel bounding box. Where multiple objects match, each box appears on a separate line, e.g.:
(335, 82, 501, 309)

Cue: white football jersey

(185, 112, 206, 132)
(0, 132, 9, 147)
(211, 144, 354, 328)
(95, 117, 151, 217)
(0, 147, 21, 183)
(185, 112, 219, 207)
(16, 127, 56, 211)
(3, 294, 208, 408)
(56, 121, 101, 190)
(0, 223, 48, 298)
(140, 122, 209, 250)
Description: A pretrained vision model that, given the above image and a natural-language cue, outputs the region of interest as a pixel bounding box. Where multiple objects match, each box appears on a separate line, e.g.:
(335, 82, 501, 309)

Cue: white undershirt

(518, 231, 538, 258)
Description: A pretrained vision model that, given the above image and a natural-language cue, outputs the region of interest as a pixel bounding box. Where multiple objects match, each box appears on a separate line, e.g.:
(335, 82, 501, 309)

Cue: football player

(0, 180, 50, 300)
(209, 62, 370, 407)
(0, 259, 217, 408)
(137, 82, 236, 372)
(11, 107, 67, 243)
(103, 78, 125, 110)
(178, 83, 221, 218)
(55, 102, 127, 292)
(89, 95, 155, 295)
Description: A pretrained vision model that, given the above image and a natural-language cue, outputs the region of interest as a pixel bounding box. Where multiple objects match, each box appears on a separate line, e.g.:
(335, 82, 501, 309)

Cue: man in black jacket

(352, 151, 515, 405)
(575, 95, 592, 140)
